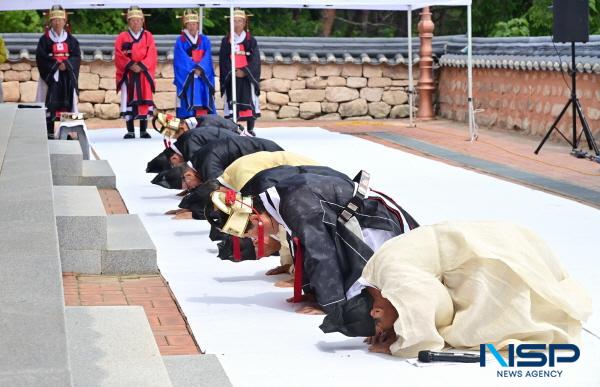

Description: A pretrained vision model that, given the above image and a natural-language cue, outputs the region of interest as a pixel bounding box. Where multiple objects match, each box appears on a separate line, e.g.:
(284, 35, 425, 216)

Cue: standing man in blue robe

(173, 9, 216, 119)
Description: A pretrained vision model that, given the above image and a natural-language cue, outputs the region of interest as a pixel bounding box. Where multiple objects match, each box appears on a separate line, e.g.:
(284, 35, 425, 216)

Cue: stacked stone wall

(0, 60, 416, 121)
(438, 67, 600, 139)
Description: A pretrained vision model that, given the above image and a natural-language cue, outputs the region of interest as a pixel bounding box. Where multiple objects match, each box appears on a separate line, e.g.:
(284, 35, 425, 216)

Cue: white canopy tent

(0, 0, 474, 136)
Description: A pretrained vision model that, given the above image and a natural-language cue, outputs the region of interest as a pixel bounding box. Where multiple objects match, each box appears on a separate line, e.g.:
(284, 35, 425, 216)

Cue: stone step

(102, 214, 157, 275)
(50, 138, 117, 189)
(54, 186, 107, 273)
(48, 140, 83, 178)
(65, 306, 173, 387)
(80, 160, 117, 189)
(163, 355, 233, 387)
(60, 249, 102, 274)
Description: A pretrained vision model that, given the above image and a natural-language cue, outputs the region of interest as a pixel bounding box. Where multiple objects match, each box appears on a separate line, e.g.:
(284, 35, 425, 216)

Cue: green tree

(69, 10, 124, 35)
(0, 11, 43, 33)
(524, 0, 552, 36)
(588, 0, 600, 34)
(432, 0, 532, 37)
(491, 17, 530, 37)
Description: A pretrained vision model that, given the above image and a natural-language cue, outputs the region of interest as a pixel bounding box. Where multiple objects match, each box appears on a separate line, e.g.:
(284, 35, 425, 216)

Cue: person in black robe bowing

(35, 5, 80, 139)
(211, 172, 419, 334)
(219, 9, 261, 136)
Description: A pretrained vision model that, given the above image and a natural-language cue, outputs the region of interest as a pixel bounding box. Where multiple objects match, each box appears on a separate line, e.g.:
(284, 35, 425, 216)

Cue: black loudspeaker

(553, 0, 589, 43)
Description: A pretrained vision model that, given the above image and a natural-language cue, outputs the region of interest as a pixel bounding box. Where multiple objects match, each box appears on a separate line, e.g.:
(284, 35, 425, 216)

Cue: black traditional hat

(146, 148, 175, 173)
(151, 165, 185, 189)
(178, 180, 221, 220)
(320, 289, 375, 337)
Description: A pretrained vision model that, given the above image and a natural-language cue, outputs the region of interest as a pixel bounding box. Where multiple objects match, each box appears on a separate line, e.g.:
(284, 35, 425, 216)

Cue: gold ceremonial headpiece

(152, 112, 186, 139)
(181, 9, 199, 25)
(211, 191, 253, 237)
(126, 6, 146, 19)
(225, 9, 253, 19)
(47, 5, 67, 20)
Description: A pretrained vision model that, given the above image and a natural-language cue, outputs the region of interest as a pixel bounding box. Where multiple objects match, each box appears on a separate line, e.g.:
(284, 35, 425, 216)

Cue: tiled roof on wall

(440, 35, 600, 73)
(0, 33, 460, 65)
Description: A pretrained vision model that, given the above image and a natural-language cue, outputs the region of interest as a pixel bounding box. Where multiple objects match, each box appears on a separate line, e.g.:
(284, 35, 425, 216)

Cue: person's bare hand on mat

(274, 278, 293, 288)
(295, 305, 325, 315)
(265, 264, 290, 275)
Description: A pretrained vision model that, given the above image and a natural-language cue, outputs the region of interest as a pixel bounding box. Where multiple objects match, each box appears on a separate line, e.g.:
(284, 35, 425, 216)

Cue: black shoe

(47, 133, 55, 140)
(139, 119, 150, 138)
(124, 120, 135, 139)
(246, 128, 256, 137)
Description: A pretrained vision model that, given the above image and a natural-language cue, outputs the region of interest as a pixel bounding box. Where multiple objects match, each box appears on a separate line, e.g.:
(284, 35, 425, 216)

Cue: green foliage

(0, 11, 43, 33)
(432, 0, 532, 36)
(523, 0, 600, 36)
(69, 10, 124, 35)
(524, 0, 552, 36)
(491, 17, 530, 37)
(589, 0, 600, 34)
(201, 8, 322, 37)
(470, 0, 532, 37)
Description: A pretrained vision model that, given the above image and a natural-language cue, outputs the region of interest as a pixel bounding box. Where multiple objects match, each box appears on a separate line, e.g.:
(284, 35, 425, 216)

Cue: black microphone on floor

(418, 350, 480, 363)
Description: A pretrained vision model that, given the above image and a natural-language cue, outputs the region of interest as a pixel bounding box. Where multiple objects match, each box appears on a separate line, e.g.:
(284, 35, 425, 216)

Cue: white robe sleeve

(381, 266, 454, 358)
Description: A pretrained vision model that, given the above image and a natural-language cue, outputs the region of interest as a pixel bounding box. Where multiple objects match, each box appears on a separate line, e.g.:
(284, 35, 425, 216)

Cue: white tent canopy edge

(0, 0, 474, 136)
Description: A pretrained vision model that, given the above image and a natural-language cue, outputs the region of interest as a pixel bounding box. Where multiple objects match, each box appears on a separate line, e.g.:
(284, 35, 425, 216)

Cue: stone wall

(0, 60, 416, 121)
(438, 66, 600, 139)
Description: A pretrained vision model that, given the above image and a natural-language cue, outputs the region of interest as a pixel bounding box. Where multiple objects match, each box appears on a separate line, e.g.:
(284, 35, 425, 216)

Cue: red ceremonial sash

(233, 44, 248, 69)
(52, 42, 69, 62)
(192, 49, 205, 63)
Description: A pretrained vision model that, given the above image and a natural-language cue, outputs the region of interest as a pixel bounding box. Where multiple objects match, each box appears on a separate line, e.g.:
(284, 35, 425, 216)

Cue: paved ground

(63, 273, 200, 355)
(86, 117, 600, 208)
(62, 188, 201, 356)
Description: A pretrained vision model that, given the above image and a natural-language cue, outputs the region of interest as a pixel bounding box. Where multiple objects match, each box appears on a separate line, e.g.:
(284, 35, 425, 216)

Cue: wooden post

(417, 6, 435, 120)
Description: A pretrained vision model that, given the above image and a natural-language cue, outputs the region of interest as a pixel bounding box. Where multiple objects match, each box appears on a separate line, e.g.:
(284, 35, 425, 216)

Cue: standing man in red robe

(114, 6, 157, 139)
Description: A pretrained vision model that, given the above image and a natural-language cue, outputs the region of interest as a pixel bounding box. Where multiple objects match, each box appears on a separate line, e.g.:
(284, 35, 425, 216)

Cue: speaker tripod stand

(534, 42, 600, 156)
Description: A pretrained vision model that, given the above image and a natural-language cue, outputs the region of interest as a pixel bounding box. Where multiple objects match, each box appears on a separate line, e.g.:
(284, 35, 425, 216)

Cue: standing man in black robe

(35, 5, 80, 139)
(219, 9, 261, 136)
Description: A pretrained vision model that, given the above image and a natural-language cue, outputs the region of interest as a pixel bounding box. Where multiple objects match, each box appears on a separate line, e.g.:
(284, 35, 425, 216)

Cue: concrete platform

(164, 355, 232, 387)
(54, 185, 107, 251)
(65, 306, 172, 387)
(81, 160, 116, 189)
(102, 214, 157, 275)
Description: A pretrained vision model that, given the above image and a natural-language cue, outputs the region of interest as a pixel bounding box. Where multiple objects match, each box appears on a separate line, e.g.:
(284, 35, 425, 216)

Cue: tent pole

(407, 6, 415, 127)
(199, 7, 203, 34)
(467, 3, 476, 141)
(229, 5, 237, 123)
